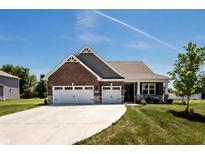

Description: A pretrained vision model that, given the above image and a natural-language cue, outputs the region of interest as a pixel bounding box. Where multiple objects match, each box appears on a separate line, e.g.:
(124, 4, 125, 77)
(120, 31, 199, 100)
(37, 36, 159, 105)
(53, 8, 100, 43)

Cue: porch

(123, 81, 169, 102)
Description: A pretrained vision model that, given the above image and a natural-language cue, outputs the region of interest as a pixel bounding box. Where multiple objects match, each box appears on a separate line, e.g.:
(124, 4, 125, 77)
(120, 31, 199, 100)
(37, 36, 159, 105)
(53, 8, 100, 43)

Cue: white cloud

(79, 33, 112, 43)
(124, 41, 154, 50)
(0, 36, 25, 41)
(75, 10, 112, 44)
(94, 10, 179, 51)
(76, 10, 97, 31)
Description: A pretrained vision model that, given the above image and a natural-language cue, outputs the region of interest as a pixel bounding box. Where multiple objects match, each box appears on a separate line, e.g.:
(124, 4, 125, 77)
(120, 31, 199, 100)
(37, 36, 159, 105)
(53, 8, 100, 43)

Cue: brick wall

(48, 61, 99, 96)
(47, 61, 125, 103)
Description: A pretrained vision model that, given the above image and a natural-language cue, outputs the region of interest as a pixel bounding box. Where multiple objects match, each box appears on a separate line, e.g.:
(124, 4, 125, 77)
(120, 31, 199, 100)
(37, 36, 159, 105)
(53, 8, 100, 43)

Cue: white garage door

(102, 86, 121, 104)
(53, 86, 94, 104)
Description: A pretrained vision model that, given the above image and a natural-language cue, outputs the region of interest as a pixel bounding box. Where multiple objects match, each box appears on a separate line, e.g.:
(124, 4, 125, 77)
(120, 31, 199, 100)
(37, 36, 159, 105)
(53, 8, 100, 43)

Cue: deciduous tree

(1, 64, 37, 98)
(34, 74, 47, 98)
(168, 42, 205, 113)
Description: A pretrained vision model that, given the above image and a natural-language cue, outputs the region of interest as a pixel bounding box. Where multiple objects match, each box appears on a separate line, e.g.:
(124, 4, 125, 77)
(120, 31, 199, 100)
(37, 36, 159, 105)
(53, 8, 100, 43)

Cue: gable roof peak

(75, 45, 95, 56)
(75, 45, 125, 78)
(83, 44, 90, 48)
(44, 54, 102, 81)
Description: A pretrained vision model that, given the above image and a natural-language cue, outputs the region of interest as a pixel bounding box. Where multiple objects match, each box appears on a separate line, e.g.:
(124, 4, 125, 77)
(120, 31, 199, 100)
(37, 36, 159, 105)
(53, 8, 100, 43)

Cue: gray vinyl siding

(0, 76, 19, 88)
(4, 86, 20, 100)
(0, 76, 20, 100)
(0, 85, 3, 100)
(78, 53, 123, 79)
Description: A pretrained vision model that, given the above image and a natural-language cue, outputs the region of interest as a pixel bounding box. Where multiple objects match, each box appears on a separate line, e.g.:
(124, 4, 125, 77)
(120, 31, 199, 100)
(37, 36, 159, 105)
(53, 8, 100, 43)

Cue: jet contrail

(93, 10, 179, 51)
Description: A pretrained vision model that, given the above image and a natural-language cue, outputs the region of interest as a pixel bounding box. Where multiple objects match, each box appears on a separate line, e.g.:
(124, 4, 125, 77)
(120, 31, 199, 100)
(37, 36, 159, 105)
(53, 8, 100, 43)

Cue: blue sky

(0, 9, 205, 79)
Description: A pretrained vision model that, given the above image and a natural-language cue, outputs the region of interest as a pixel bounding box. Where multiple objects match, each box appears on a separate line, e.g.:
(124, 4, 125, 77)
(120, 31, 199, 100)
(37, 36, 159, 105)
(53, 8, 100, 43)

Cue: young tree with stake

(168, 42, 205, 113)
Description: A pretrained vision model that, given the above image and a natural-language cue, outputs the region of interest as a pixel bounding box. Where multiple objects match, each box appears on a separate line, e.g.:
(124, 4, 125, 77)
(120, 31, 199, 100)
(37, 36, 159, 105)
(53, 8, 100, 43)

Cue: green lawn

(76, 100, 205, 145)
(0, 98, 44, 116)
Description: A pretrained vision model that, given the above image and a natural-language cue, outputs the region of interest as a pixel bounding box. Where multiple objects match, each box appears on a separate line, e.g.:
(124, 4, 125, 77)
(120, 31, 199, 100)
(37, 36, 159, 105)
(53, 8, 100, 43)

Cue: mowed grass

(76, 100, 205, 145)
(0, 98, 44, 116)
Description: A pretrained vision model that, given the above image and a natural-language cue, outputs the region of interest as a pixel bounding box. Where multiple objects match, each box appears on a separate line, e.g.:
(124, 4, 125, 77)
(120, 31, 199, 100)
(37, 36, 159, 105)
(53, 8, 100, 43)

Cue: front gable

(48, 60, 98, 85)
(45, 55, 101, 81)
(76, 45, 124, 79)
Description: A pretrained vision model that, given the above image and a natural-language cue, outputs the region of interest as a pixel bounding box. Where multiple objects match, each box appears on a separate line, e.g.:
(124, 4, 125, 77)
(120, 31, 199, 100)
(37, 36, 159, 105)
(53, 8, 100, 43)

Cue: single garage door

(102, 86, 121, 103)
(53, 86, 94, 104)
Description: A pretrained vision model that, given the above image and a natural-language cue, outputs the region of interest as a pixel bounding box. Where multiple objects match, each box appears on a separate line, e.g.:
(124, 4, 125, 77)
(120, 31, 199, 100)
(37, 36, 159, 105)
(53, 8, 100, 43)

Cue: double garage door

(53, 86, 94, 104)
(53, 85, 122, 104)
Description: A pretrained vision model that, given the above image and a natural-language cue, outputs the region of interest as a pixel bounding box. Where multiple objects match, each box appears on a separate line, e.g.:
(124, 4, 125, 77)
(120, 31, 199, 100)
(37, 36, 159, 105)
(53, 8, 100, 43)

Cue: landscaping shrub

(141, 99, 147, 105)
(145, 97, 152, 103)
(44, 99, 48, 105)
(166, 99, 173, 104)
(144, 96, 161, 104)
(152, 97, 161, 104)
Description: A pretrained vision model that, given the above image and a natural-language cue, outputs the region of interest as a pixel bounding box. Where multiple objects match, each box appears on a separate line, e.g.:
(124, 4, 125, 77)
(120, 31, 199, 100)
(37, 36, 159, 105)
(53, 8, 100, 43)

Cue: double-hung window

(149, 83, 156, 95)
(142, 83, 156, 95)
(142, 84, 148, 95)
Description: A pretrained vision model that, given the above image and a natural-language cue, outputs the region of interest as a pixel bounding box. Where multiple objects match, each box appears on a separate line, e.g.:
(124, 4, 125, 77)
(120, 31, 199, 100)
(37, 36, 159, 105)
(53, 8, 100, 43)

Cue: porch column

(137, 82, 141, 101)
(163, 81, 169, 101)
(133, 83, 136, 102)
(164, 81, 168, 95)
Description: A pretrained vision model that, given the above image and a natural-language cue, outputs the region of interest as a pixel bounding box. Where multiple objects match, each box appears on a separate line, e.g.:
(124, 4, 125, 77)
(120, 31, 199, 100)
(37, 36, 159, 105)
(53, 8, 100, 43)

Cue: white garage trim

(101, 86, 122, 104)
(53, 85, 94, 104)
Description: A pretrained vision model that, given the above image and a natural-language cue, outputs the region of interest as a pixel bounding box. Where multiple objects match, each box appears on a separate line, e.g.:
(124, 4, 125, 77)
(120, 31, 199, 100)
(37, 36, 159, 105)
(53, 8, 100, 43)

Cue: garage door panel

(53, 86, 94, 104)
(102, 86, 121, 104)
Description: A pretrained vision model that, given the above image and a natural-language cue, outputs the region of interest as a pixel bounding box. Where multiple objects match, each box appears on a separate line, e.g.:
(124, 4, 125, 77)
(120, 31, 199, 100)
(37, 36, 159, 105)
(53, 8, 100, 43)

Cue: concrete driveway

(0, 104, 126, 144)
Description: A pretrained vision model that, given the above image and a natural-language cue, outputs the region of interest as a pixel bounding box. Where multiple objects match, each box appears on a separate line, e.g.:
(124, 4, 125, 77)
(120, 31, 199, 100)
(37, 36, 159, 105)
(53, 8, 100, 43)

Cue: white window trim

(53, 85, 94, 91)
(102, 86, 121, 91)
(142, 83, 156, 95)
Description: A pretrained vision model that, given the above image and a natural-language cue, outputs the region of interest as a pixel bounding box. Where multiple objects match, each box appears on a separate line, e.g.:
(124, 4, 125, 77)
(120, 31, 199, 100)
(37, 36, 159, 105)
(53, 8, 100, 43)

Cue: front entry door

(124, 84, 134, 102)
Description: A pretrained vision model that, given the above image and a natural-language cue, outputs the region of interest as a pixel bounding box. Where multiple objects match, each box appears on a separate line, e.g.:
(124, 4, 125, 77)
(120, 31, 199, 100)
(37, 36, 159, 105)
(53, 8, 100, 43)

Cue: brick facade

(47, 61, 164, 104)
(47, 61, 99, 96)
(47, 61, 126, 103)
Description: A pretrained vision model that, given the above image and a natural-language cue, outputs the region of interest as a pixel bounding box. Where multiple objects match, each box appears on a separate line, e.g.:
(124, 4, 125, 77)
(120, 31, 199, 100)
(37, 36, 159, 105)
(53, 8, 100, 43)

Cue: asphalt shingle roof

(0, 70, 20, 79)
(108, 61, 169, 80)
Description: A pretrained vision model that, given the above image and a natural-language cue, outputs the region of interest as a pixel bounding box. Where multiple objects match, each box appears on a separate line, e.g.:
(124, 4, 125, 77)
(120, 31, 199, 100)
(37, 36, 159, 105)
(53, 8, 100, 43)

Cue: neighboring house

(44, 45, 169, 104)
(169, 93, 205, 100)
(0, 70, 20, 100)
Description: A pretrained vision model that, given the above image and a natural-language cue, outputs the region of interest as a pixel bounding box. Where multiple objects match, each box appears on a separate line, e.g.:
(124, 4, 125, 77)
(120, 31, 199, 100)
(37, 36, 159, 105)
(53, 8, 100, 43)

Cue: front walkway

(0, 104, 126, 144)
